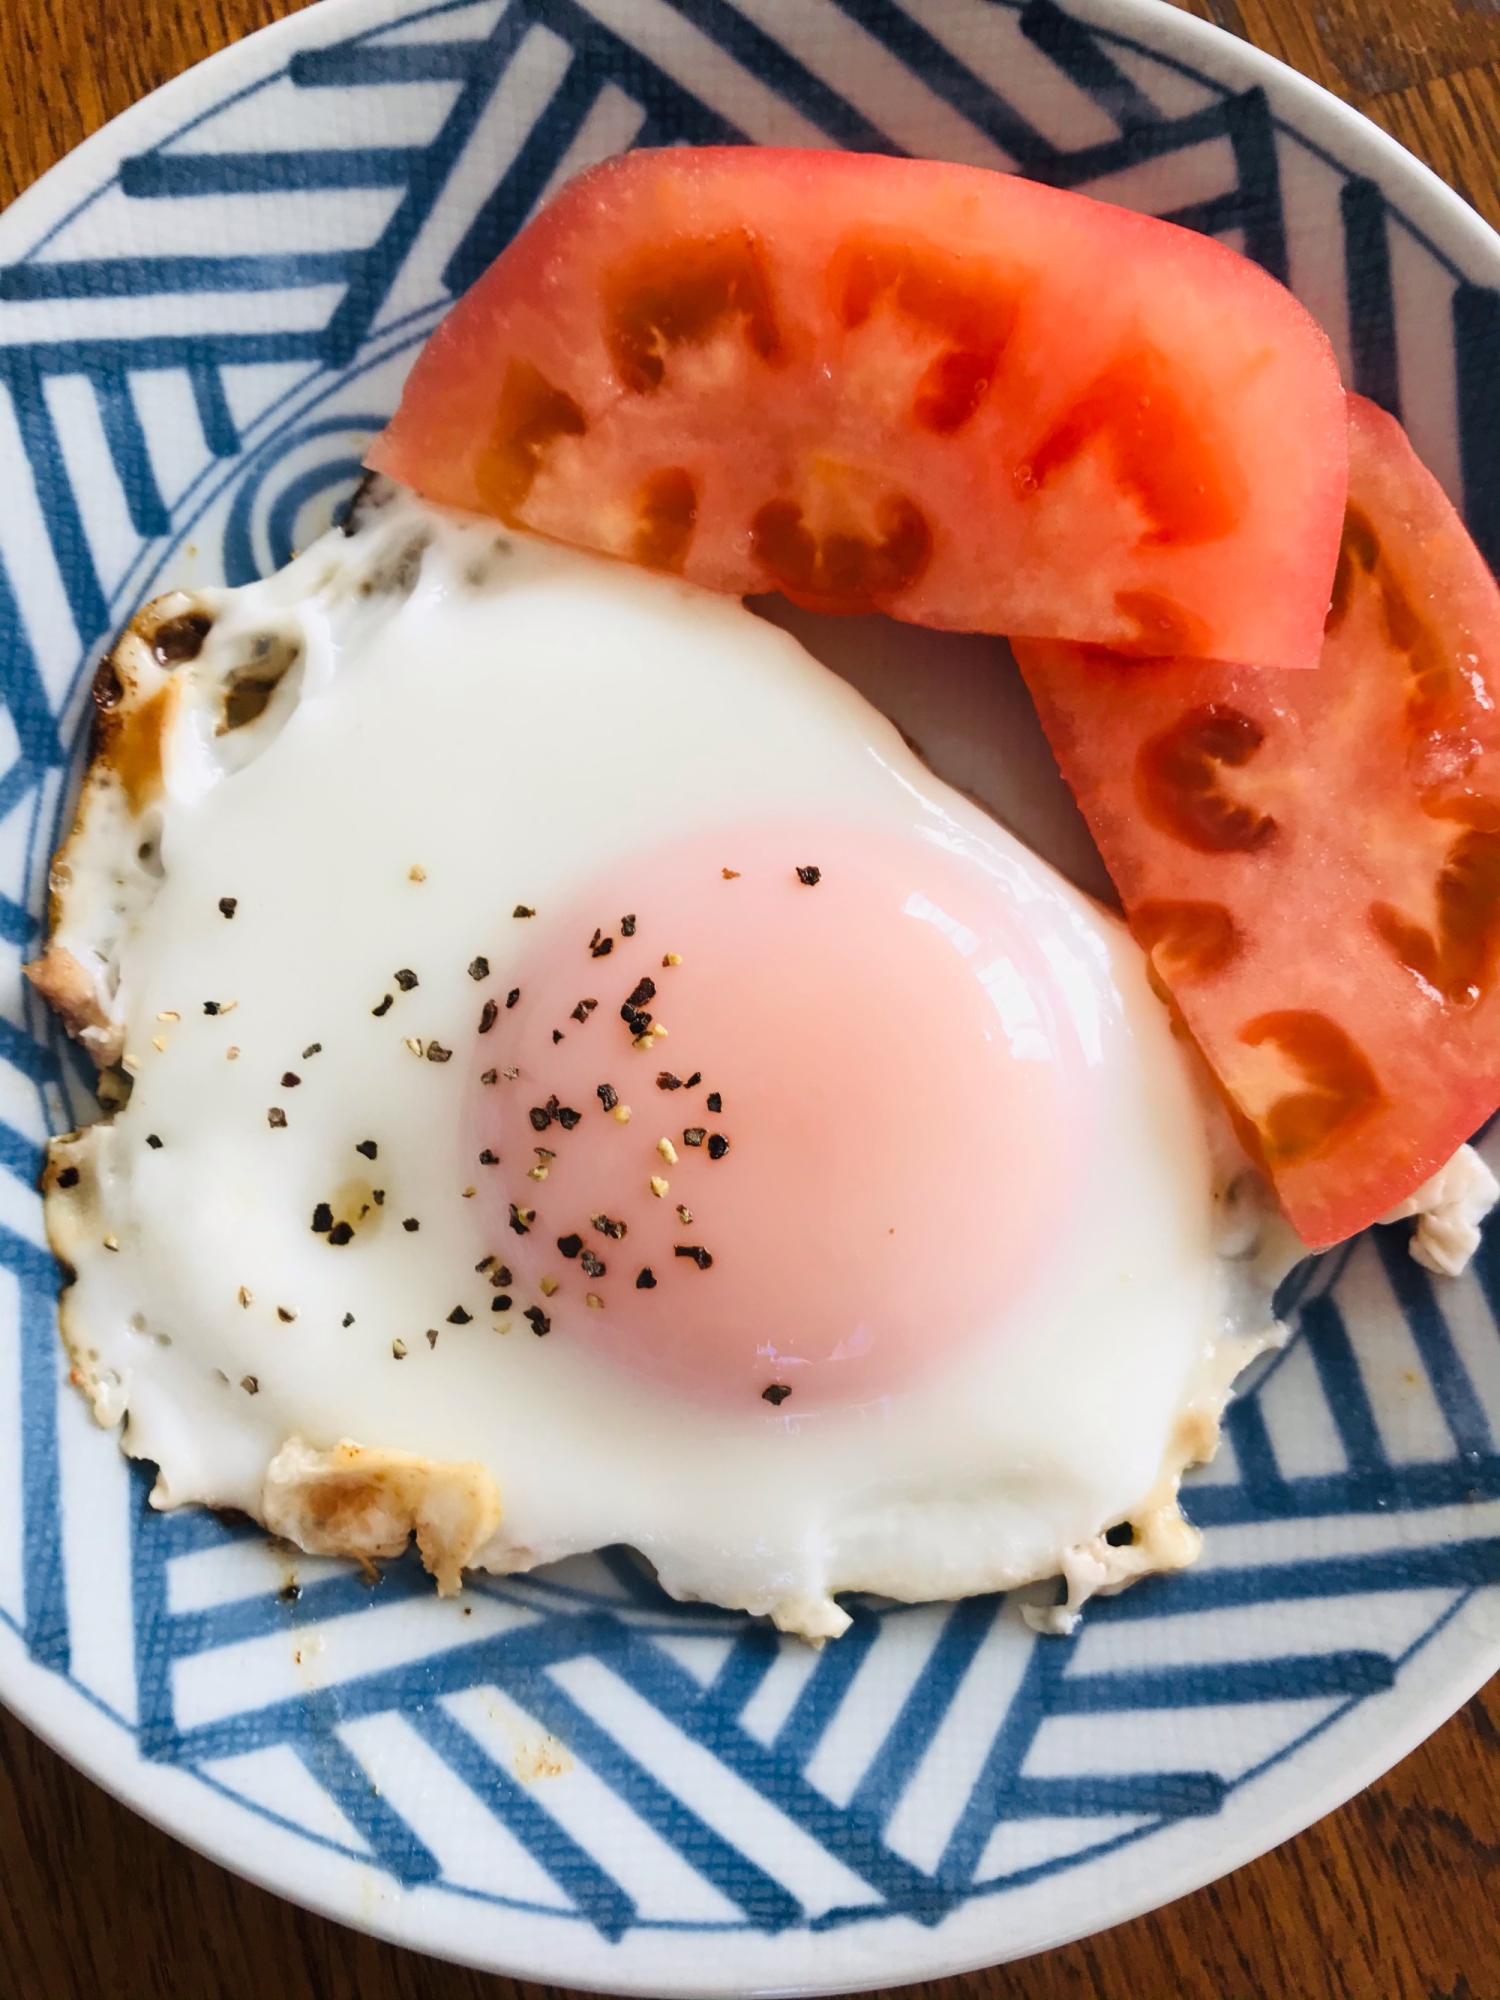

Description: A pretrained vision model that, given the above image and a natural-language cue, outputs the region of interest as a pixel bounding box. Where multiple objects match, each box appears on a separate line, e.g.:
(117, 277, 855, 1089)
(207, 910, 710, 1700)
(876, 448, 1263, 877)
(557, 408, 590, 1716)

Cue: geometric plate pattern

(2, 0, 1500, 1986)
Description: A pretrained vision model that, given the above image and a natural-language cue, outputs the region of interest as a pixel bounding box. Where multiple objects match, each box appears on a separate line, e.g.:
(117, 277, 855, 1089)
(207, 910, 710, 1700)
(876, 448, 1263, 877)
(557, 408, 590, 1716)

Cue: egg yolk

(474, 824, 1088, 1409)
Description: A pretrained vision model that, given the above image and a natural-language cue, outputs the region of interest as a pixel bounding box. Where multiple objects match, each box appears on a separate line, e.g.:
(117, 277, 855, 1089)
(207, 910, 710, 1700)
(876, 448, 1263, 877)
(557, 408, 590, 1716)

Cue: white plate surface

(2, 0, 1499, 1989)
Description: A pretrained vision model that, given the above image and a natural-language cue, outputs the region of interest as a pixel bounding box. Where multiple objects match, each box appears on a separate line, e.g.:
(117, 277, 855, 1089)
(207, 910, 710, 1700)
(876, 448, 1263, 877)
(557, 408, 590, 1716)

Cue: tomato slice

(370, 147, 1345, 670)
(1014, 394, 1500, 1248)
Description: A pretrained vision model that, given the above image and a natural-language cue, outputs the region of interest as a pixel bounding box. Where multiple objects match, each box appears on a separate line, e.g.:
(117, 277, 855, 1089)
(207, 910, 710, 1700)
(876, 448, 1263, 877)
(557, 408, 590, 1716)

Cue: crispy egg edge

(29, 490, 1306, 1635)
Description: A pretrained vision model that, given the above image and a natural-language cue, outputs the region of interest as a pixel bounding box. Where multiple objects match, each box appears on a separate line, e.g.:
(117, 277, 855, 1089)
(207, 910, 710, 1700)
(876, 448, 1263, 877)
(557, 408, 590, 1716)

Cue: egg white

(41, 485, 1297, 1639)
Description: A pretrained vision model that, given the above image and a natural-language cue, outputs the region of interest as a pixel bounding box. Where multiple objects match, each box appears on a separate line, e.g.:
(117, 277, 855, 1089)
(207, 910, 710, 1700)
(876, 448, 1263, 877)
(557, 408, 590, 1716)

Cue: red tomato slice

(1014, 394, 1500, 1249)
(370, 147, 1345, 670)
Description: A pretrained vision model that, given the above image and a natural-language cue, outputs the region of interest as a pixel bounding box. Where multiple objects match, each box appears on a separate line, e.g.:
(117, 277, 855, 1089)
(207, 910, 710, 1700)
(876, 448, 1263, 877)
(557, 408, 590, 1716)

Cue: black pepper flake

(426, 1042, 452, 1064)
(524, 1305, 551, 1335)
(621, 1005, 652, 1035)
(311, 1203, 333, 1234)
(506, 988, 520, 1009)
(620, 914, 636, 936)
(373, 1190, 385, 1205)
(327, 1221, 354, 1246)
(403, 1217, 420, 1233)
(492, 1294, 512, 1310)
(514, 905, 535, 918)
(597, 1083, 618, 1112)
(219, 897, 237, 919)
(675, 1244, 713, 1269)
(479, 1148, 498, 1166)
(342, 1313, 354, 1327)
(796, 865, 822, 886)
(625, 976, 657, 1009)
(282, 1072, 301, 1089)
(481, 1069, 498, 1085)
(394, 968, 418, 991)
(706, 1091, 722, 1114)
(448, 1306, 472, 1324)
(1104, 1521, 1135, 1548)
(557, 1233, 583, 1259)
(657, 1071, 683, 1091)
(552, 1029, 564, 1044)
(685, 1072, 702, 1089)
(476, 1254, 495, 1273)
(276, 1307, 296, 1324)
(683, 1127, 706, 1147)
(493, 1264, 512, 1286)
(591, 936, 614, 959)
(242, 1375, 260, 1396)
(372, 994, 394, 1017)
(592, 1212, 627, 1240)
(280, 1582, 300, 1603)
(56, 1166, 80, 1189)
(356, 1139, 378, 1160)
(426, 1328, 439, 1348)
(509, 1204, 534, 1234)
(570, 998, 598, 1023)
(268, 1108, 287, 1128)
(303, 1043, 322, 1059)
(762, 1383, 791, 1406)
(203, 1001, 220, 1016)
(146, 1134, 163, 1149)
(556, 1105, 581, 1130)
(478, 999, 498, 1034)
(468, 956, 490, 981)
(529, 1105, 552, 1131)
(580, 1249, 606, 1279)
(635, 1267, 657, 1290)
(707, 1134, 729, 1160)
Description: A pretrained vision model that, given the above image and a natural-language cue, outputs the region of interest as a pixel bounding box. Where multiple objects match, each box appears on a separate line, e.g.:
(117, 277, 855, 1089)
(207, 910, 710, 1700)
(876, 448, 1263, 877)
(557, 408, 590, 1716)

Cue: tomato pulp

(371, 147, 1346, 670)
(1015, 395, 1500, 1248)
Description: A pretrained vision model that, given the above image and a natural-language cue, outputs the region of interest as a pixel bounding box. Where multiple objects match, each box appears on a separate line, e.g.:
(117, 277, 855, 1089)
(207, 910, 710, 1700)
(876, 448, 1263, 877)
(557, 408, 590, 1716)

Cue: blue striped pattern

(110, 1194, 1500, 1932)
(0, 0, 1497, 1970)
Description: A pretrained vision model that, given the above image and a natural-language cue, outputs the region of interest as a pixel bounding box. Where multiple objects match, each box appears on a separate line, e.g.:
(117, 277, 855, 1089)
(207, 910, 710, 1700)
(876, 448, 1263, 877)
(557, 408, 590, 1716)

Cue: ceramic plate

(2, 0, 1499, 1990)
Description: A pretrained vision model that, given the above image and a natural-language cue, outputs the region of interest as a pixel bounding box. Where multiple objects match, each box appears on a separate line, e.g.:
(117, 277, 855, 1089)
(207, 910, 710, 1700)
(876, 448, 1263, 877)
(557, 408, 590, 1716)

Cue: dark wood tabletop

(3, 2, 1500, 1995)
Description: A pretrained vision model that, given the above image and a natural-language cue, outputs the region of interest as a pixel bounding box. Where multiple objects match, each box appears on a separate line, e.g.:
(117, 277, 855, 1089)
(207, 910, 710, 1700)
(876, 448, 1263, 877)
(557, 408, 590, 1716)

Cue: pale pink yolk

(475, 824, 1086, 1409)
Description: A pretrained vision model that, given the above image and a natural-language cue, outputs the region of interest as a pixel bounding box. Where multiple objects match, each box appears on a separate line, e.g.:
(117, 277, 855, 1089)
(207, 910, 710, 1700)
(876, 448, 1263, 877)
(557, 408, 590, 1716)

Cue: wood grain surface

(3, 2, 1500, 1995)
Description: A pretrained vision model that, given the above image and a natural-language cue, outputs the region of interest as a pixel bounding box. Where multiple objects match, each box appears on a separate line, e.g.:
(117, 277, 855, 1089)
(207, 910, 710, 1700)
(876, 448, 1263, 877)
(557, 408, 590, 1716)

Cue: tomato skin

(371, 146, 1346, 669)
(1015, 395, 1500, 1249)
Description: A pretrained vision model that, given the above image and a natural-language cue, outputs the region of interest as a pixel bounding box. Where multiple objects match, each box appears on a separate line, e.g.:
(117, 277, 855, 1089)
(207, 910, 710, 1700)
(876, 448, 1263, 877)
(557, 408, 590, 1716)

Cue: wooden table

(3, 1, 1500, 1994)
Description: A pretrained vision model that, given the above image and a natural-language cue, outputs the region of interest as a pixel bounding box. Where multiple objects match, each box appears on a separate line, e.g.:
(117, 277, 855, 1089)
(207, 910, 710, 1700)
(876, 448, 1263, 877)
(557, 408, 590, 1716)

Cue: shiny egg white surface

(41, 483, 1294, 1641)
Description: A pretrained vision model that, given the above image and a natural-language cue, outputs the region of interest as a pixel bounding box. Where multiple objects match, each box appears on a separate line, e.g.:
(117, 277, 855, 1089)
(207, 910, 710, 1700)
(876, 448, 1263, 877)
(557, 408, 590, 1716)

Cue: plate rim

(3, 0, 1500, 1989)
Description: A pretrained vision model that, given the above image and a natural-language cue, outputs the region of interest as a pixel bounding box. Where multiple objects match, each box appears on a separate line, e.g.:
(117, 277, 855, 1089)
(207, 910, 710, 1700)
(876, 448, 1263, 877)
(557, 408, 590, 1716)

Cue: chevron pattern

(88, 1156, 1498, 1937)
(0, 0, 1498, 1970)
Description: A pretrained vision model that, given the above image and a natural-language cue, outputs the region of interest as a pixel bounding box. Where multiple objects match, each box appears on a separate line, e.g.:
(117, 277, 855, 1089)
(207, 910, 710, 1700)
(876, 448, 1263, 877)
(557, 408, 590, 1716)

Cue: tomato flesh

(371, 147, 1346, 669)
(1014, 394, 1500, 1248)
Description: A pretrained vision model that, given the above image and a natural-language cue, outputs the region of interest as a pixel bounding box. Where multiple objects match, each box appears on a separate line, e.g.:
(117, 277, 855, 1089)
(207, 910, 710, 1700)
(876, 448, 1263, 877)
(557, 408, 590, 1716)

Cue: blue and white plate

(2, 1, 1499, 1989)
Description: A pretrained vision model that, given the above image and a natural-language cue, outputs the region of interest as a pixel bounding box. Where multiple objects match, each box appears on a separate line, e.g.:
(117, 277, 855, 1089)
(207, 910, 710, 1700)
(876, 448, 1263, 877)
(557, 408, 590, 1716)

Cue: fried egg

(35, 482, 1298, 1639)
